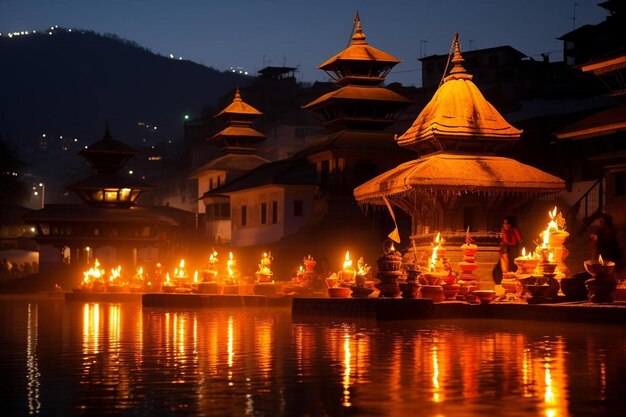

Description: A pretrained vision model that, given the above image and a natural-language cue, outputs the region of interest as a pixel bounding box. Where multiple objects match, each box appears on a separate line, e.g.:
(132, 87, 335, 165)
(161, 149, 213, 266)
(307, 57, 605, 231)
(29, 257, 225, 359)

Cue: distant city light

(153, 126, 157, 130)
(169, 54, 174, 59)
(74, 138, 78, 142)
(184, 114, 190, 120)
(84, 146, 88, 149)
(39, 183, 43, 187)
(128, 170, 134, 175)
(42, 134, 46, 137)
(33, 191, 39, 196)
(30, 227, 36, 232)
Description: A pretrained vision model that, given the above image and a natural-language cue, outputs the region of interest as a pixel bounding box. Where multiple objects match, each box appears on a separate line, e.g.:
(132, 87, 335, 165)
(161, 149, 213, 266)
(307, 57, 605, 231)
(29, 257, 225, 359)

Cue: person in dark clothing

(590, 213, 623, 270)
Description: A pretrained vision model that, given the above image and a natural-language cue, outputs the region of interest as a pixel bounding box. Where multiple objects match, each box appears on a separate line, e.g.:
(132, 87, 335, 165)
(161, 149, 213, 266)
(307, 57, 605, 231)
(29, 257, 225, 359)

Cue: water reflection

(2, 302, 626, 417)
(26, 303, 40, 415)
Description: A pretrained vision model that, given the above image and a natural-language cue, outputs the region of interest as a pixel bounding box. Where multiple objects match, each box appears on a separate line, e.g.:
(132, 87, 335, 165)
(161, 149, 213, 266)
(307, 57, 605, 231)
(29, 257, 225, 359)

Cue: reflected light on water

(26, 304, 41, 415)
(256, 319, 273, 381)
(82, 303, 100, 355)
(432, 343, 442, 403)
(342, 332, 351, 407)
(5, 303, 626, 416)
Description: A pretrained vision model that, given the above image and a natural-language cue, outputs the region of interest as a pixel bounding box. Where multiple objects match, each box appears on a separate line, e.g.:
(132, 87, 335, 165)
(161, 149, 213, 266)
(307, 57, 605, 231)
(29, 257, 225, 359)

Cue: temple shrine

(191, 88, 269, 242)
(26, 127, 194, 282)
(354, 34, 566, 281)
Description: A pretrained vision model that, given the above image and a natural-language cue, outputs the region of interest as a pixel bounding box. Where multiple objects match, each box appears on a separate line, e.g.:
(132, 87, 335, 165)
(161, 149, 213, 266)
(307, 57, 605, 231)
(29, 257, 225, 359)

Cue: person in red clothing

(500, 216, 522, 274)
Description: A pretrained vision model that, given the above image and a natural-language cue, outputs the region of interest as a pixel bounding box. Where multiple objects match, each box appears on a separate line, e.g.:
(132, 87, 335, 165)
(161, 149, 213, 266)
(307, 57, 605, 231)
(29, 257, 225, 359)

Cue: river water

(1, 299, 625, 416)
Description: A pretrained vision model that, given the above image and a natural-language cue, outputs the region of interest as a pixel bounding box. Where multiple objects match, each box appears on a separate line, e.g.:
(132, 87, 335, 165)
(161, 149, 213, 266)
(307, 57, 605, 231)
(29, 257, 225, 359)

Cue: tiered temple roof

(302, 14, 411, 132)
(397, 34, 522, 156)
(210, 88, 266, 154)
(354, 34, 564, 204)
(69, 127, 151, 207)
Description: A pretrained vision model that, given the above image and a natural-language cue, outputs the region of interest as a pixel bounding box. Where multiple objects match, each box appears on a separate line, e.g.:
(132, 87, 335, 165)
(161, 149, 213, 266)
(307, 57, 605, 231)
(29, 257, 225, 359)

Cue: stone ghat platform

(292, 298, 626, 323)
(65, 291, 143, 303)
(142, 293, 293, 308)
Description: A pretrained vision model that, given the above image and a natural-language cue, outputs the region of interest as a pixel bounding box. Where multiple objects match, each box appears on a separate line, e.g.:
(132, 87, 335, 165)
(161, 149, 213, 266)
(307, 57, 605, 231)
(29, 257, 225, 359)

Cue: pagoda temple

(202, 14, 415, 248)
(190, 88, 269, 242)
(26, 127, 194, 281)
(354, 34, 565, 276)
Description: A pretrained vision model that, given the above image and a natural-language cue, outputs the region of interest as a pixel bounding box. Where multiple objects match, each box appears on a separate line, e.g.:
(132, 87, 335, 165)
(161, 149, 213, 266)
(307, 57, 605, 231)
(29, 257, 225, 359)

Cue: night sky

(0, 0, 608, 85)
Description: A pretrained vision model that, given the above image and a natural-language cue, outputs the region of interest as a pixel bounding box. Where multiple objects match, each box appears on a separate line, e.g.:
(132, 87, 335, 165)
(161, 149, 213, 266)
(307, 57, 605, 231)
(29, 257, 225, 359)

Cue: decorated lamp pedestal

(375, 243, 403, 298)
(254, 252, 276, 296)
(419, 273, 444, 302)
(540, 262, 560, 299)
(584, 259, 617, 303)
(457, 243, 479, 298)
(441, 275, 460, 300)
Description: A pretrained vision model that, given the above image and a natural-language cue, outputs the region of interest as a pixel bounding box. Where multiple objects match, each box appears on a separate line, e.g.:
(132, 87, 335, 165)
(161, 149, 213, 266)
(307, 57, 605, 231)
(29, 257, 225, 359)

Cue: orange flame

(599, 254, 604, 265)
(343, 251, 353, 271)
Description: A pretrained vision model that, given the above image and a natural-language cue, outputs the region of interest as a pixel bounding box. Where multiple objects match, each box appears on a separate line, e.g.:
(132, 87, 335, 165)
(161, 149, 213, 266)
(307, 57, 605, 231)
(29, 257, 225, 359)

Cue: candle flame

(550, 206, 557, 220)
(343, 251, 353, 270)
(179, 259, 185, 268)
(522, 247, 527, 257)
(548, 252, 554, 262)
(193, 270, 198, 284)
(599, 254, 604, 265)
(165, 273, 171, 283)
(430, 234, 441, 272)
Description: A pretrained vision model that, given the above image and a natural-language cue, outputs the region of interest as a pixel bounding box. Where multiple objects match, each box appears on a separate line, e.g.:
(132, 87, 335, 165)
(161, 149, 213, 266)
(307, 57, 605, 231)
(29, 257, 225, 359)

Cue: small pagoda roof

(318, 16, 400, 70)
(215, 88, 262, 118)
(354, 154, 565, 203)
(397, 34, 522, 150)
(556, 105, 626, 140)
(79, 126, 137, 157)
(302, 85, 411, 110)
(208, 126, 266, 140)
(189, 154, 269, 178)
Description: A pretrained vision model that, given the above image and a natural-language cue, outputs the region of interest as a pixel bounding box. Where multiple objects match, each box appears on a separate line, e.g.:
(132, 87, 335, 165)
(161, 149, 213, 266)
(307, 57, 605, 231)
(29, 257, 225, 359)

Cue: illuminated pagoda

(26, 127, 194, 281)
(203, 13, 414, 248)
(191, 88, 269, 242)
(354, 34, 565, 277)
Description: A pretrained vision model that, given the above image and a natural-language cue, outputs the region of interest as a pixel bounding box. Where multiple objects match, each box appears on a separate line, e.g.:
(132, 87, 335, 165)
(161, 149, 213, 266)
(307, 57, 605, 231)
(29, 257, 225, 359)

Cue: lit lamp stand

(457, 229, 479, 300)
(584, 256, 617, 303)
(222, 252, 240, 295)
(375, 241, 403, 298)
(199, 250, 220, 294)
(253, 252, 277, 296)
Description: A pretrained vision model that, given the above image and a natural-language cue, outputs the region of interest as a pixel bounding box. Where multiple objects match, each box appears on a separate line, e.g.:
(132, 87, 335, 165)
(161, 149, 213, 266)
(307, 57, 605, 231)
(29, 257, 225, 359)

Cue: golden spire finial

(443, 32, 473, 82)
(351, 11, 367, 44)
(233, 87, 242, 102)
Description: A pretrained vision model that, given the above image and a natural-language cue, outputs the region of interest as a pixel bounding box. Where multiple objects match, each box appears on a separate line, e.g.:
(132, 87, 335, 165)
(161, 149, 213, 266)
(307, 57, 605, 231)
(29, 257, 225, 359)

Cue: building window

(616, 174, 625, 197)
(293, 200, 303, 217)
(241, 205, 247, 226)
(209, 178, 213, 190)
(261, 203, 267, 224)
(272, 201, 278, 224)
(217, 176, 221, 187)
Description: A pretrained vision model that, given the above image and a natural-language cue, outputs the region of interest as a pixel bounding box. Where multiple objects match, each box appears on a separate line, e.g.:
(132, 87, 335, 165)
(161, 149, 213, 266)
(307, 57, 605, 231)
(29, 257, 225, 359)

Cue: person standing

(500, 216, 522, 274)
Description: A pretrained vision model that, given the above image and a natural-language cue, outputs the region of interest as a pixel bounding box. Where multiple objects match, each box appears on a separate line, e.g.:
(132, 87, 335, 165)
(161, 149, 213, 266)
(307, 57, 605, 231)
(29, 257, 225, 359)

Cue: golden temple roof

(302, 85, 411, 110)
(215, 87, 262, 118)
(396, 34, 521, 152)
(318, 15, 401, 70)
(354, 154, 565, 203)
